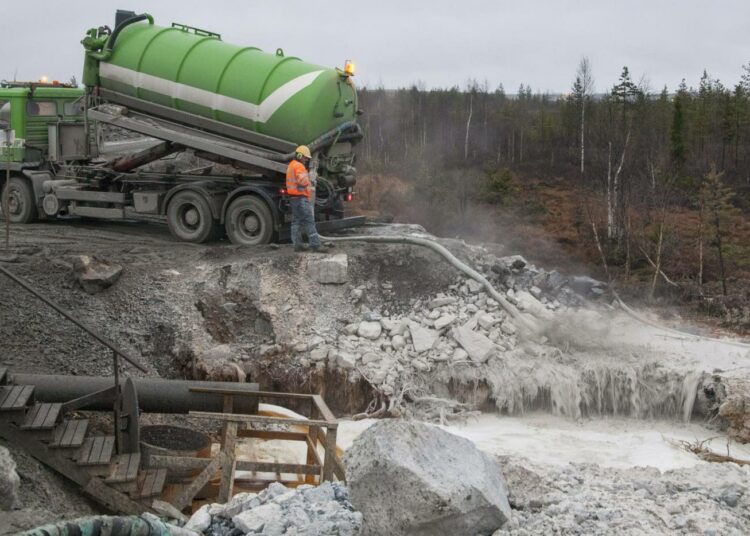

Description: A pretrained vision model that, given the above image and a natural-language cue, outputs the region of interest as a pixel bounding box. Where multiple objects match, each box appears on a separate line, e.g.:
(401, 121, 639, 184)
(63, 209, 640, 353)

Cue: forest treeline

(355, 60, 750, 298)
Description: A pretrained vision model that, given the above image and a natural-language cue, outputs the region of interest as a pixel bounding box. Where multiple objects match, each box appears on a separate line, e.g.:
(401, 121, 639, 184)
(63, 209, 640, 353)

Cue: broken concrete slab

(408, 322, 438, 353)
(345, 420, 511, 536)
(72, 255, 123, 294)
(453, 323, 495, 363)
(477, 313, 498, 330)
(434, 314, 456, 330)
(307, 253, 348, 284)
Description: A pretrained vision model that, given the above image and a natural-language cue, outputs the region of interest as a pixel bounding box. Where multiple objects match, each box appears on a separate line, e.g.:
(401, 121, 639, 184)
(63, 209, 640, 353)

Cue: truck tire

(225, 195, 273, 246)
(166, 190, 218, 243)
(1, 177, 38, 224)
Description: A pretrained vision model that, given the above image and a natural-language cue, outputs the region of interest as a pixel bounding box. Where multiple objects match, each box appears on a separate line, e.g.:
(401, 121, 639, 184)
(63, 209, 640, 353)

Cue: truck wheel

(166, 190, 218, 243)
(1, 177, 38, 223)
(225, 196, 273, 246)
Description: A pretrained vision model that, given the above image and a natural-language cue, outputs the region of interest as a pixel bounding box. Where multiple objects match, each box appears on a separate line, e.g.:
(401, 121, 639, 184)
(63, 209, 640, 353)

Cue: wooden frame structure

(147, 386, 345, 510)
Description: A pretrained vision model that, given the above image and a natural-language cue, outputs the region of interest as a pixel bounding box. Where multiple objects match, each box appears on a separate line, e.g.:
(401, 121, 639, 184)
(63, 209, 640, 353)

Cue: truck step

(21, 403, 62, 430)
(50, 419, 89, 449)
(131, 468, 167, 499)
(76, 435, 115, 467)
(0, 385, 34, 411)
(106, 453, 141, 484)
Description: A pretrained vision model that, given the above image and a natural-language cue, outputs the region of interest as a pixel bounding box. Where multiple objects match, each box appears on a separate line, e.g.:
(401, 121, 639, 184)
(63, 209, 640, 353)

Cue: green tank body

(86, 18, 357, 145)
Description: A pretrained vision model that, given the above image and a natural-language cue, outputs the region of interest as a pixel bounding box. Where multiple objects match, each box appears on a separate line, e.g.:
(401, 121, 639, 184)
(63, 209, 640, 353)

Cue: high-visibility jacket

(286, 160, 311, 199)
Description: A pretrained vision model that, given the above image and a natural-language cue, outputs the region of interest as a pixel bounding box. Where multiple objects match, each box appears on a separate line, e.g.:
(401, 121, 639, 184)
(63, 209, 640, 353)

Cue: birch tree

(573, 57, 594, 176)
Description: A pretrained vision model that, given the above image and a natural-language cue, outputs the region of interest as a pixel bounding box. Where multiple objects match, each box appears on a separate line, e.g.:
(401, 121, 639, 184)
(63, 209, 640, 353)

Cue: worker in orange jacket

(286, 145, 321, 252)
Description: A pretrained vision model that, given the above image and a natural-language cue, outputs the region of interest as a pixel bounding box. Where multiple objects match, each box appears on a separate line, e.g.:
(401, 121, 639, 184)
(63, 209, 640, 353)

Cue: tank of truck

(87, 17, 358, 146)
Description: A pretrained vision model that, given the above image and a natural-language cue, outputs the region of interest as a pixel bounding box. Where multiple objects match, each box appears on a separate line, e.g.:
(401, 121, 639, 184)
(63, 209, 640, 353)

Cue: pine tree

(700, 167, 737, 295)
(671, 83, 687, 171)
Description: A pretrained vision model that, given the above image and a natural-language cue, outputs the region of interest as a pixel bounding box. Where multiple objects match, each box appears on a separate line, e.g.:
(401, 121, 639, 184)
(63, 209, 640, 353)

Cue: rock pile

(345, 419, 511, 536)
(303, 252, 590, 402)
(192, 482, 361, 535)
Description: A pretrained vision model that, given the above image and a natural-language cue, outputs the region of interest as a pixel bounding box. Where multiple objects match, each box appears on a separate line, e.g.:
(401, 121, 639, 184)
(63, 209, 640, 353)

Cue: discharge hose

(18, 514, 186, 536)
(318, 232, 541, 338)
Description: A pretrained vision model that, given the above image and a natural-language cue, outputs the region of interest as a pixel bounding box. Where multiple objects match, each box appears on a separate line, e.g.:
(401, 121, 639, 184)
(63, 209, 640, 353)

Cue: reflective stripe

(99, 63, 324, 124)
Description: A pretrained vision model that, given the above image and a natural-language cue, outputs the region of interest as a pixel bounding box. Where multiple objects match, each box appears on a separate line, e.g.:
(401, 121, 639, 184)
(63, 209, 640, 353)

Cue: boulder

(391, 335, 406, 350)
(0, 446, 20, 510)
(308, 253, 348, 284)
(310, 347, 329, 362)
(453, 324, 495, 363)
(345, 420, 511, 536)
(408, 322, 438, 354)
(358, 321, 382, 340)
(72, 255, 123, 294)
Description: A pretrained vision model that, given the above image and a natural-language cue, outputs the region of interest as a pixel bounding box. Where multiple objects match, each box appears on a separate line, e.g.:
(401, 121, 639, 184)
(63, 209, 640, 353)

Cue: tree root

(670, 437, 750, 465)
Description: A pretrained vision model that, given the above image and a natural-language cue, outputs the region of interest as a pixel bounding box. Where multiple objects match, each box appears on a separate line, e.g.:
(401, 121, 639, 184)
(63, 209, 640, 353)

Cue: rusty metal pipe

(10, 374, 260, 415)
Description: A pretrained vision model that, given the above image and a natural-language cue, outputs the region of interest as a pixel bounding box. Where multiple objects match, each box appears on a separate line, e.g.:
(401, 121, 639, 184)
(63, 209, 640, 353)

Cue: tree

(572, 57, 594, 176)
(700, 167, 736, 295)
(671, 81, 687, 172)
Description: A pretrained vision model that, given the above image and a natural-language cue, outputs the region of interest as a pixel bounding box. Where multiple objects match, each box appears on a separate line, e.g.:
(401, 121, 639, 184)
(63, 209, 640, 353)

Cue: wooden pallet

(50, 419, 89, 449)
(21, 403, 62, 430)
(0, 385, 34, 411)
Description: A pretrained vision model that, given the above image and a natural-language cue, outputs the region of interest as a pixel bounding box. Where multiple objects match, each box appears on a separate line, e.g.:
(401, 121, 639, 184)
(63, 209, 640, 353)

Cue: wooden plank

(0, 385, 34, 410)
(238, 429, 308, 441)
(189, 410, 337, 429)
(322, 426, 338, 482)
(77, 436, 114, 466)
(312, 394, 336, 423)
(22, 403, 62, 430)
(171, 452, 227, 510)
(148, 455, 212, 471)
(51, 419, 88, 449)
(218, 422, 237, 502)
(106, 453, 141, 483)
(132, 468, 167, 499)
(235, 460, 320, 475)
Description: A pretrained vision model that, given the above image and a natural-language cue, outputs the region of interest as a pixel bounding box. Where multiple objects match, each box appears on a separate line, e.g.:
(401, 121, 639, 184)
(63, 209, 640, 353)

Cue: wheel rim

(232, 207, 266, 243)
(178, 203, 201, 232)
(8, 189, 23, 215)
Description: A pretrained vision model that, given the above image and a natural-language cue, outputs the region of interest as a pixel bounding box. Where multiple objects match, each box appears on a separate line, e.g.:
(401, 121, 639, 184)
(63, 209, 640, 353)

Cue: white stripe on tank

(99, 62, 324, 123)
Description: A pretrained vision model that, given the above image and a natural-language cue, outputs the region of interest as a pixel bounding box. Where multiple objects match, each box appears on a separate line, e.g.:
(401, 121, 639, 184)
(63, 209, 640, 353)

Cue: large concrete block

(308, 253, 348, 284)
(345, 420, 511, 536)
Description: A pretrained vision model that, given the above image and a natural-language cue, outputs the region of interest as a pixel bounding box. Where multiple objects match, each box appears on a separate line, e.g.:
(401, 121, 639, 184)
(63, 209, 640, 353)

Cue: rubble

(453, 323, 495, 363)
(345, 420, 511, 536)
(203, 482, 361, 536)
(408, 322, 438, 353)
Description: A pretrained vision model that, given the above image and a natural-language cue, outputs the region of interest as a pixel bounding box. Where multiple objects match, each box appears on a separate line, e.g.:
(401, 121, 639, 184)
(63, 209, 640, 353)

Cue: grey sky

(2, 1, 749, 94)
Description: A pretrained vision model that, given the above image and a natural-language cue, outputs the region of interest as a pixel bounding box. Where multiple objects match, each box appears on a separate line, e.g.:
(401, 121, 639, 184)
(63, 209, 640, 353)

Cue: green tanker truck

(1, 10, 363, 244)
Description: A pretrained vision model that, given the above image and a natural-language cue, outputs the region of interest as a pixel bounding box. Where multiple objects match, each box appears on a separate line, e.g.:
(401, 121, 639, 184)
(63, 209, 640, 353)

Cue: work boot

(310, 245, 325, 254)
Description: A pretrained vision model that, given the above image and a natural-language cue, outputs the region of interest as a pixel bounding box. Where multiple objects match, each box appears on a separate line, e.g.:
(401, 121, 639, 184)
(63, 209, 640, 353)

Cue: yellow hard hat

(295, 145, 312, 159)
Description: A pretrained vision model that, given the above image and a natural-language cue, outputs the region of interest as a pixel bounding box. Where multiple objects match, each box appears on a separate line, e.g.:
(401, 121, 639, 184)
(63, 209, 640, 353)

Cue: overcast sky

(2, 1, 749, 94)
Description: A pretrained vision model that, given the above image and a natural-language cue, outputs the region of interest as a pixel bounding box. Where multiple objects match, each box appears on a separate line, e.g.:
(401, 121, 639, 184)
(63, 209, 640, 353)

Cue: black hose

(106, 14, 153, 52)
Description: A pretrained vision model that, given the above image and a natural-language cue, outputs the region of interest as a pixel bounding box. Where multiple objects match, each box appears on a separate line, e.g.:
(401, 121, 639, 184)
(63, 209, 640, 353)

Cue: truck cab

(0, 82, 85, 222)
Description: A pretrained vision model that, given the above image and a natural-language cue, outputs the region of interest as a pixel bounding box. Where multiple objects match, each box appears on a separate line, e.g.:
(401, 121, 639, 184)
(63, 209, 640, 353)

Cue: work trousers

(290, 196, 321, 248)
